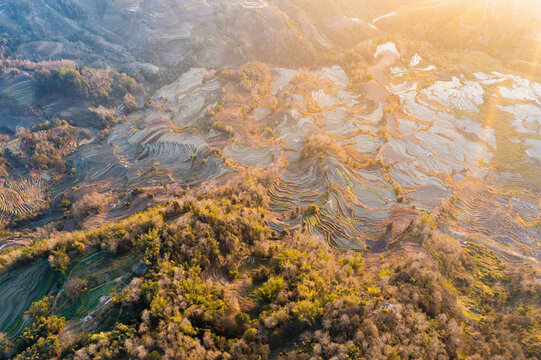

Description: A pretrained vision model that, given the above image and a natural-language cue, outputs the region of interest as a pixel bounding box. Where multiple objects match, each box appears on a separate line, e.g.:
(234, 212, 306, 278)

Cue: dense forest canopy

(0, 180, 539, 359)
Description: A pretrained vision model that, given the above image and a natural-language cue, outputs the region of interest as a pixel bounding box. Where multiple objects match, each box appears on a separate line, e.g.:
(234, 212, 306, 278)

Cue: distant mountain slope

(376, 0, 541, 68)
(0, 0, 381, 68)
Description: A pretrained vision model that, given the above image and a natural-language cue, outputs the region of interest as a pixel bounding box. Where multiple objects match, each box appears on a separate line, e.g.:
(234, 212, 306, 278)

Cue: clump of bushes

(305, 204, 319, 216)
(14, 296, 65, 359)
(65, 278, 88, 301)
(34, 66, 136, 107)
(22, 122, 77, 173)
(300, 133, 337, 160)
(222, 61, 271, 94)
(304, 99, 322, 113)
(211, 120, 234, 138)
(70, 192, 108, 219)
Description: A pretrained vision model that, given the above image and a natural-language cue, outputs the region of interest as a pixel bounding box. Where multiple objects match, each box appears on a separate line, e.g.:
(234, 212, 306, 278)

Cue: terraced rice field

(445, 188, 540, 261)
(0, 260, 58, 336)
(240, 0, 268, 9)
(224, 143, 275, 168)
(68, 41, 540, 256)
(0, 175, 49, 224)
(0, 72, 35, 107)
(56, 252, 139, 322)
(75, 68, 229, 189)
(118, 0, 142, 12)
(183, 0, 210, 12)
(0, 138, 21, 154)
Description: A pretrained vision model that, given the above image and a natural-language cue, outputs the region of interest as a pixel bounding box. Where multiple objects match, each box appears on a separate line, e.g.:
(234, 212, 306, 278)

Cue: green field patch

(60, 281, 118, 320)
(0, 259, 59, 337)
(57, 252, 140, 320)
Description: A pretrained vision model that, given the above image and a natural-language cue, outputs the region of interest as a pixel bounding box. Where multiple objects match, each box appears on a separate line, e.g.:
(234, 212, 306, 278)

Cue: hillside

(0, 0, 540, 359)
(1, 179, 540, 359)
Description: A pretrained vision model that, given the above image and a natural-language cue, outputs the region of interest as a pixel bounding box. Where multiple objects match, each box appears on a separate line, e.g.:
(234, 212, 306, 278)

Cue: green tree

(49, 249, 70, 273)
(255, 276, 284, 303)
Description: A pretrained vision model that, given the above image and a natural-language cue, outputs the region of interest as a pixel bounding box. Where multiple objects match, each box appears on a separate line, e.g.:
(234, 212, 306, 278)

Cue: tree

(15, 335, 62, 360)
(0, 333, 13, 360)
(25, 297, 54, 320)
(49, 249, 70, 273)
(65, 278, 88, 301)
(15, 297, 65, 359)
(255, 276, 284, 303)
(123, 93, 138, 112)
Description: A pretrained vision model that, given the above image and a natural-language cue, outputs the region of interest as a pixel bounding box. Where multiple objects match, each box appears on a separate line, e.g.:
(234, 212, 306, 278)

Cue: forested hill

(0, 178, 539, 359)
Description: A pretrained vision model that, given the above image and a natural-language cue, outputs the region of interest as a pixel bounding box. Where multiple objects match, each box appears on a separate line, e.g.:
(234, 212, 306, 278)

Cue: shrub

(34, 66, 136, 106)
(0, 333, 13, 360)
(123, 93, 138, 112)
(48, 249, 70, 273)
(222, 61, 271, 94)
(305, 204, 319, 216)
(65, 278, 88, 301)
(300, 134, 336, 160)
(255, 276, 284, 303)
(71, 192, 108, 219)
(243, 328, 258, 342)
